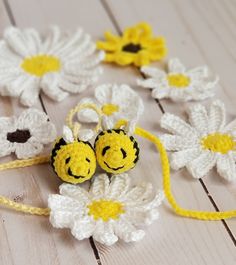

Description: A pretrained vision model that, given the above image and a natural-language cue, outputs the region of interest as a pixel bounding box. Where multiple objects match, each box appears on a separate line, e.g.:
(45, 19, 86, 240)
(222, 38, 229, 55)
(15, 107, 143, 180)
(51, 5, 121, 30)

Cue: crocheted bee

(51, 137, 96, 184)
(94, 129, 139, 174)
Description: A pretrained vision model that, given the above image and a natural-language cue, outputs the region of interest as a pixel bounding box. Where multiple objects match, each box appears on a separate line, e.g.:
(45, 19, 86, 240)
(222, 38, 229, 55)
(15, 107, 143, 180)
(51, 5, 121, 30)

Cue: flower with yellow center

(48, 173, 164, 246)
(160, 100, 236, 181)
(0, 26, 104, 106)
(138, 58, 218, 102)
(77, 84, 144, 132)
(97, 22, 167, 66)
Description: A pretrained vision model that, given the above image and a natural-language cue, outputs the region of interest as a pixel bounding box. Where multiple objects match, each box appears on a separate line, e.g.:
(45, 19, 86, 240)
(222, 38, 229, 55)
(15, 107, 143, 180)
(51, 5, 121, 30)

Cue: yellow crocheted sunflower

(97, 22, 167, 67)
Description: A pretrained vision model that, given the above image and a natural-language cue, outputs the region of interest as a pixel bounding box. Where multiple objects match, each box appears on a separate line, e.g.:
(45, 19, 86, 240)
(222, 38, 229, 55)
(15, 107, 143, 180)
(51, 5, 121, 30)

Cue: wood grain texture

(0, 0, 234, 264)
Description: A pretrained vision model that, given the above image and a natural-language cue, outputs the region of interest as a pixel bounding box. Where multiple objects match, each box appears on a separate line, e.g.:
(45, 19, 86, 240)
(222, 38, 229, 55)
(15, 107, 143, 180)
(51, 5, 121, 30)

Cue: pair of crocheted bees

(51, 104, 139, 184)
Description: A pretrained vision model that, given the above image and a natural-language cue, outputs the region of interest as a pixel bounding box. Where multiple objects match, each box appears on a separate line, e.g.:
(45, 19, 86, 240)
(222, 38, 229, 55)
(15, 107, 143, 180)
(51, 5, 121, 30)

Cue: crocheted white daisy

(160, 100, 236, 181)
(77, 84, 144, 132)
(48, 173, 164, 246)
(0, 26, 104, 106)
(137, 58, 218, 102)
(0, 108, 56, 159)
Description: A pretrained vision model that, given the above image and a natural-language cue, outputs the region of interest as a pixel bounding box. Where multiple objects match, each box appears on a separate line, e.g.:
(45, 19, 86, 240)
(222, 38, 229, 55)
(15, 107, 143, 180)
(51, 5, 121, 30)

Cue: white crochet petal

(59, 183, 90, 202)
(41, 73, 69, 101)
(62, 126, 74, 143)
(114, 218, 145, 243)
(208, 100, 226, 133)
(187, 150, 217, 178)
(216, 154, 236, 181)
(188, 103, 209, 135)
(224, 119, 236, 136)
(93, 221, 118, 246)
(137, 78, 159, 89)
(19, 78, 40, 107)
(187, 66, 208, 79)
(17, 108, 48, 129)
(0, 116, 16, 133)
(23, 28, 41, 54)
(168, 58, 186, 73)
(71, 217, 96, 240)
(111, 84, 144, 119)
(3, 74, 30, 97)
(124, 182, 153, 206)
(50, 211, 75, 229)
(151, 86, 170, 99)
(58, 76, 88, 94)
(161, 113, 198, 139)
(95, 84, 113, 104)
(14, 138, 43, 159)
(4, 27, 30, 57)
(0, 140, 15, 157)
(41, 26, 61, 52)
(140, 66, 166, 78)
(170, 148, 202, 170)
(107, 174, 130, 200)
(31, 121, 57, 144)
(90, 174, 110, 198)
(168, 88, 191, 102)
(48, 194, 85, 213)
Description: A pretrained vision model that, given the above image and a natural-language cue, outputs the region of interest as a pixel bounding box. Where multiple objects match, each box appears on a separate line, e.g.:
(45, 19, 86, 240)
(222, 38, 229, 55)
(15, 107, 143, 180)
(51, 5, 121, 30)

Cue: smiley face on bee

(94, 129, 139, 174)
(51, 137, 96, 184)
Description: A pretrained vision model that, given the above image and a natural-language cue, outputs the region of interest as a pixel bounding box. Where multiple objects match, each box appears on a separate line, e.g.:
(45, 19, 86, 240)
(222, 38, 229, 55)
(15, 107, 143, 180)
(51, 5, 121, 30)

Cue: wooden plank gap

(199, 178, 236, 247)
(89, 237, 103, 265)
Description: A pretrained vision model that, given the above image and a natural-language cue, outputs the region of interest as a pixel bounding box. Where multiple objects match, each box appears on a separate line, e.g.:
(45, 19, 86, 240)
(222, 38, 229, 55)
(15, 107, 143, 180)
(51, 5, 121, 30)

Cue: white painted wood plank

(5, 0, 236, 264)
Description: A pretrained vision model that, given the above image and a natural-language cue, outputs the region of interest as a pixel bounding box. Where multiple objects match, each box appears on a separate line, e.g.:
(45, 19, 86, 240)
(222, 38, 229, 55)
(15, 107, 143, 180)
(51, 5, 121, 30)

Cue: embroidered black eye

(86, 158, 90, 163)
(65, 157, 71, 164)
(102, 146, 110, 156)
(120, 148, 127, 158)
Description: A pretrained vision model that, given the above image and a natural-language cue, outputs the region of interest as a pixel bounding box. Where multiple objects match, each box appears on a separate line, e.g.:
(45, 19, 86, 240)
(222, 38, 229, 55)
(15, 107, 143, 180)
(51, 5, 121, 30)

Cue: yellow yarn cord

(0, 156, 51, 216)
(66, 103, 103, 139)
(0, 196, 50, 215)
(115, 120, 236, 220)
(0, 155, 50, 171)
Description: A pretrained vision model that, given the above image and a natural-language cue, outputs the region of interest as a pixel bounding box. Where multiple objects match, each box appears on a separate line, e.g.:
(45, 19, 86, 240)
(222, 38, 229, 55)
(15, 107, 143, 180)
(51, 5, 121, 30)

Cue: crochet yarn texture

(97, 22, 167, 66)
(94, 129, 139, 174)
(51, 137, 96, 184)
(0, 26, 104, 106)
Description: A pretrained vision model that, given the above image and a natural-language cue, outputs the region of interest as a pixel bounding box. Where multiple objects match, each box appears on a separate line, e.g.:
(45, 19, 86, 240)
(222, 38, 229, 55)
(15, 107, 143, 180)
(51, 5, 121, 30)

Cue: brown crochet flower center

(7, 129, 31, 143)
(122, 43, 142, 53)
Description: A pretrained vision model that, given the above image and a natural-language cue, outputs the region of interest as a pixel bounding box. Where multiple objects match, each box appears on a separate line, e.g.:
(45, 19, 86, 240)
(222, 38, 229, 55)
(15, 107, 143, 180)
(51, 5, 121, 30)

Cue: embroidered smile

(104, 162, 124, 171)
(67, 167, 86, 179)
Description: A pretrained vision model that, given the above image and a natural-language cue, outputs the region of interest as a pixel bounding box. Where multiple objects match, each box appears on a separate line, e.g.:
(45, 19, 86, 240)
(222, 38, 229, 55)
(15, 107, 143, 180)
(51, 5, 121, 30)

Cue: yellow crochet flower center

(21, 55, 61, 77)
(101, 104, 119, 116)
(167, 74, 190, 88)
(88, 199, 125, 222)
(201, 133, 236, 154)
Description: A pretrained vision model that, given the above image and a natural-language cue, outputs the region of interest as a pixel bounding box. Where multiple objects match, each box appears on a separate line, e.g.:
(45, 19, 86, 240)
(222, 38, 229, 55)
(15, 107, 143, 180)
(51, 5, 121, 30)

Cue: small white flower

(137, 58, 218, 102)
(0, 26, 104, 106)
(77, 84, 144, 132)
(0, 108, 56, 159)
(160, 100, 236, 181)
(48, 173, 164, 246)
